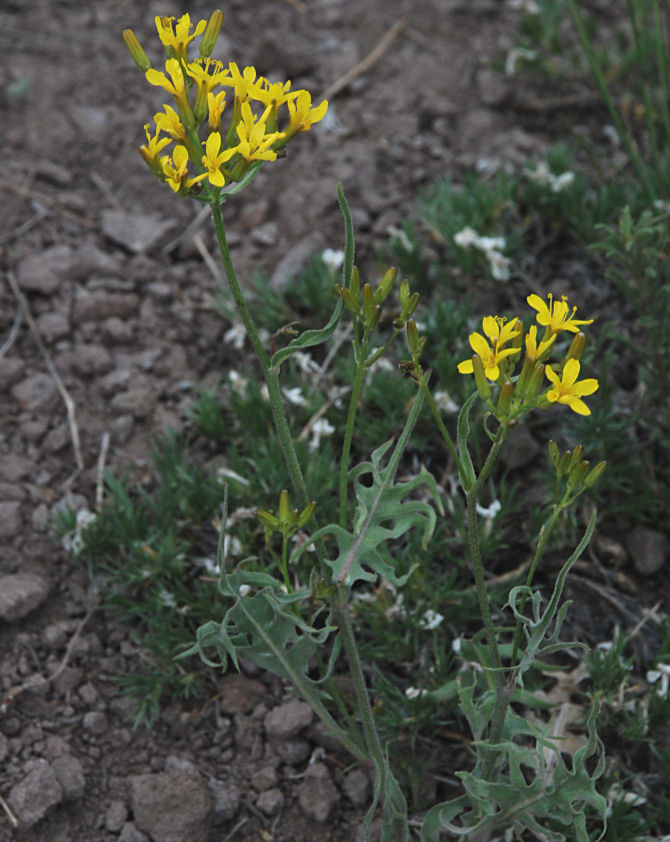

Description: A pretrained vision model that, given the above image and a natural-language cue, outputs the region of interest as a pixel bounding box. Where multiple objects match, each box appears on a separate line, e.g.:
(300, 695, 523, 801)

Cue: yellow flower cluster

(458, 293, 598, 417)
(124, 12, 328, 194)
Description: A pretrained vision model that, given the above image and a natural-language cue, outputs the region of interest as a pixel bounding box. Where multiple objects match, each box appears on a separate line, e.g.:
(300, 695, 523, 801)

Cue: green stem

(510, 503, 563, 667)
(465, 429, 508, 779)
(280, 535, 291, 593)
(566, 0, 656, 202)
(336, 589, 409, 838)
(417, 370, 464, 477)
(210, 200, 310, 511)
(339, 336, 368, 527)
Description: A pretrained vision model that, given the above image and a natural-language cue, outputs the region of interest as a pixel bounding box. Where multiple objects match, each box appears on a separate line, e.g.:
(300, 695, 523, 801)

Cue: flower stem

(209, 200, 310, 510)
(417, 369, 464, 476)
(465, 429, 508, 779)
(339, 337, 368, 527)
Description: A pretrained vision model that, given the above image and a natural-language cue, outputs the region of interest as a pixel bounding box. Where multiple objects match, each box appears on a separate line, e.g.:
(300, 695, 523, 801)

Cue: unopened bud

(298, 500, 317, 529)
(584, 460, 606, 488)
(339, 287, 359, 316)
(568, 445, 585, 473)
(406, 320, 422, 359)
(472, 355, 492, 402)
(524, 361, 546, 403)
(374, 267, 397, 305)
(566, 331, 586, 362)
(123, 29, 152, 72)
(557, 451, 571, 477)
(568, 460, 590, 490)
(200, 9, 223, 57)
(548, 440, 560, 468)
(362, 284, 374, 322)
(496, 381, 513, 417)
(350, 266, 360, 299)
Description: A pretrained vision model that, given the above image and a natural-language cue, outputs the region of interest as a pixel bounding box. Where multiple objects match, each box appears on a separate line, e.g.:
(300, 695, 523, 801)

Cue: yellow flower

(160, 145, 207, 193)
(207, 90, 227, 132)
(153, 104, 188, 143)
(155, 13, 206, 64)
(285, 90, 328, 138)
(527, 293, 594, 336)
(139, 123, 171, 176)
(224, 62, 261, 104)
(544, 358, 598, 415)
(186, 58, 229, 122)
(458, 316, 521, 381)
(524, 324, 556, 363)
(235, 102, 285, 162)
(201, 132, 237, 187)
(146, 58, 190, 116)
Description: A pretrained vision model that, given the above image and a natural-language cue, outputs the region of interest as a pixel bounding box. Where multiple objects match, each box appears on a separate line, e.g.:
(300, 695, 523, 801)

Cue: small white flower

(239, 584, 252, 597)
(476, 499, 502, 520)
(433, 390, 459, 415)
(291, 351, 321, 375)
(158, 589, 177, 608)
(321, 248, 345, 272)
(452, 638, 462, 655)
(405, 686, 427, 700)
(647, 663, 670, 698)
(453, 227, 511, 282)
(224, 323, 246, 350)
(653, 199, 670, 213)
(195, 556, 219, 575)
(228, 370, 248, 395)
(282, 386, 308, 406)
(524, 161, 575, 193)
(309, 417, 335, 452)
(419, 609, 444, 631)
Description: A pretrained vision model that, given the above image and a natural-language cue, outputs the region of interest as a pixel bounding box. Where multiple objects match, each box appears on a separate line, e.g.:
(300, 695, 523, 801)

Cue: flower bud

(374, 267, 397, 305)
(568, 460, 590, 490)
(297, 501, 317, 529)
(199, 9, 223, 58)
(584, 461, 606, 488)
(472, 355, 492, 403)
(406, 319, 422, 359)
(524, 361, 546, 403)
(123, 29, 152, 72)
(362, 283, 374, 322)
(568, 445, 585, 473)
(566, 331, 586, 362)
(548, 440, 560, 468)
(496, 381, 513, 417)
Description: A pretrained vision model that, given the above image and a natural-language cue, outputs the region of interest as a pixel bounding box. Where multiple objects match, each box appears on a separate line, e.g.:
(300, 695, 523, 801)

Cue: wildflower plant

(121, 10, 610, 840)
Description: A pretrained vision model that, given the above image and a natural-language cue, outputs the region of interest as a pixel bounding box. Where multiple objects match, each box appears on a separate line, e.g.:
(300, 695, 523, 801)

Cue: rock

(82, 711, 108, 735)
(264, 699, 314, 740)
(36, 312, 71, 343)
(119, 823, 150, 842)
(102, 316, 134, 342)
(0, 501, 22, 538)
(250, 765, 278, 792)
(219, 673, 266, 714)
(70, 343, 113, 375)
(52, 754, 85, 800)
(0, 358, 26, 390)
(626, 527, 668, 576)
(0, 454, 32, 482)
(12, 373, 59, 412)
(8, 760, 63, 826)
(270, 736, 311, 764)
(36, 159, 73, 187)
(343, 769, 370, 808)
(0, 733, 8, 763)
(500, 425, 541, 471)
(297, 762, 340, 823)
(16, 244, 73, 295)
(101, 209, 176, 254)
(131, 771, 213, 842)
(109, 388, 157, 418)
(0, 573, 49, 621)
(73, 292, 140, 324)
(207, 778, 241, 824)
(256, 787, 284, 816)
(106, 800, 129, 832)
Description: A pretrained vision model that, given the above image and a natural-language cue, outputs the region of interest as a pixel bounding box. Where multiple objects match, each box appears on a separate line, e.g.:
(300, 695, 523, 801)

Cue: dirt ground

(0, 1, 664, 841)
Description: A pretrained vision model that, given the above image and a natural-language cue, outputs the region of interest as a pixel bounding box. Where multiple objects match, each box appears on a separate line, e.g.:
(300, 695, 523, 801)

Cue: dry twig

(320, 18, 407, 101)
(0, 793, 18, 828)
(6, 270, 85, 474)
(95, 431, 111, 510)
